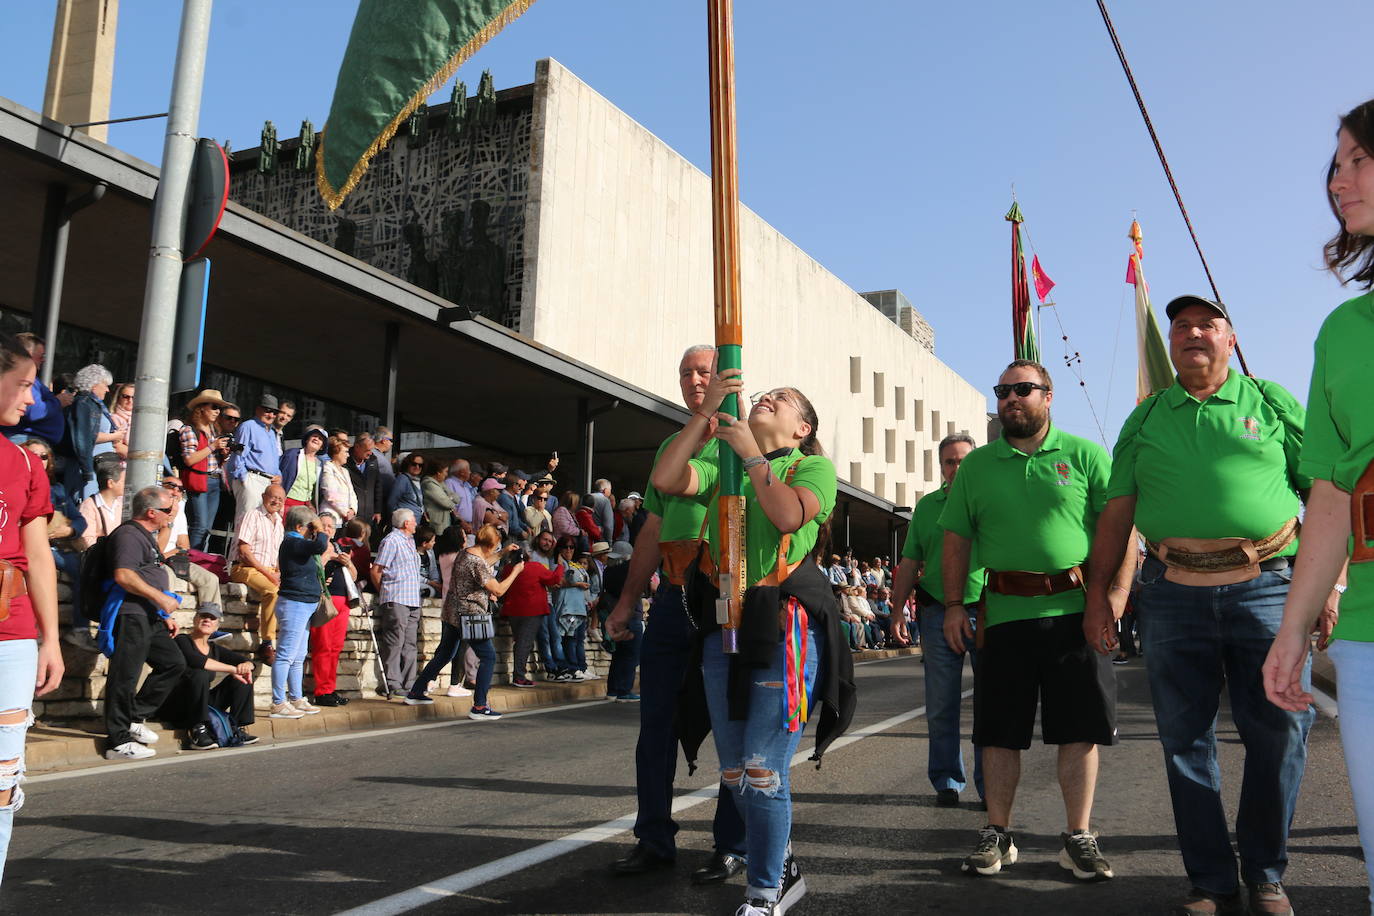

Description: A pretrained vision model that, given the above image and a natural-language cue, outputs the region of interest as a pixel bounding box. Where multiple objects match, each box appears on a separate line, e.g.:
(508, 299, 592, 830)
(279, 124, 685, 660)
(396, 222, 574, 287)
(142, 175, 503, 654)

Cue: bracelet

(1333, 583, 1348, 595)
(694, 410, 714, 422)
(741, 455, 768, 471)
(1109, 585, 1129, 594)
(943, 601, 965, 609)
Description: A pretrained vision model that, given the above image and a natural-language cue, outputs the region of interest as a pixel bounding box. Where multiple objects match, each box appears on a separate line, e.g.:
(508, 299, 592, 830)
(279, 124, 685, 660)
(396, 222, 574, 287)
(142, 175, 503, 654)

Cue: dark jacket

(64, 391, 110, 480)
(679, 556, 855, 772)
(279, 448, 326, 504)
(0, 379, 65, 444)
(347, 453, 385, 521)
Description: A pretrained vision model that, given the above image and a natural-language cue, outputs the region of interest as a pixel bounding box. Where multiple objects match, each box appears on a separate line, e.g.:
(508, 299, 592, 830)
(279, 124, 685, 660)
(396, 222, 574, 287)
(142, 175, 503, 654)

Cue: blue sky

(3, 1, 1367, 445)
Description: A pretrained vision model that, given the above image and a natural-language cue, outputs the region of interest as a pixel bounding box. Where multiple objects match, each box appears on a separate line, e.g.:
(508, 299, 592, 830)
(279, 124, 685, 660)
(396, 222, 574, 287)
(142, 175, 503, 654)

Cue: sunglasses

(993, 382, 1050, 400)
(119, 394, 134, 401)
(151, 505, 174, 515)
(223, 416, 241, 424)
(163, 482, 184, 493)
(29, 451, 50, 461)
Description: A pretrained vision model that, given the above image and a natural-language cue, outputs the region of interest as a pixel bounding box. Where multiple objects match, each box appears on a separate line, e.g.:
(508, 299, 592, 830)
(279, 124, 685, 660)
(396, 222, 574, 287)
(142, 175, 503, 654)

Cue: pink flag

(1031, 255, 1055, 302)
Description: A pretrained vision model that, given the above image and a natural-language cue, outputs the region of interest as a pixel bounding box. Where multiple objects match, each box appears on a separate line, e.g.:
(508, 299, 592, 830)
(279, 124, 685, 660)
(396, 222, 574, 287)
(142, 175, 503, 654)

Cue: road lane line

(1311, 684, 1339, 718)
(337, 689, 974, 916)
(27, 699, 615, 785)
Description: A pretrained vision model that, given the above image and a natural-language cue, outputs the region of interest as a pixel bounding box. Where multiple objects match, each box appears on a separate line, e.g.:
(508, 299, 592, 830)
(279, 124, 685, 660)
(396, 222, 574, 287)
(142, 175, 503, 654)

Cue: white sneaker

(105, 741, 155, 760)
(290, 697, 321, 715)
(446, 685, 473, 697)
(570, 670, 588, 681)
(128, 722, 160, 745)
(270, 702, 304, 719)
(580, 671, 601, 680)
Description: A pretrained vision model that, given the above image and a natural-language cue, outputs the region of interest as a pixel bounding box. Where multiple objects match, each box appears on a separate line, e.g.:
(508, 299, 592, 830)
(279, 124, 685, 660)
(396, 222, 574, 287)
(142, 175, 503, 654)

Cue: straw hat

(186, 389, 232, 410)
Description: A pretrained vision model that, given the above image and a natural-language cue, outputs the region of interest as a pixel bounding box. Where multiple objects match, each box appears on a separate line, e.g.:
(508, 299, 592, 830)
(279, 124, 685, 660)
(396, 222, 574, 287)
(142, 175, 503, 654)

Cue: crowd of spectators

(823, 553, 911, 651)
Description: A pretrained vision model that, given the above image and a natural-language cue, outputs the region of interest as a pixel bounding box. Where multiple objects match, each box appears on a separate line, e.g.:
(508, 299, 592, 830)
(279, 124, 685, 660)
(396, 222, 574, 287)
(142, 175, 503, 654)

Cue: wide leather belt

(987, 566, 1084, 598)
(659, 539, 703, 587)
(1353, 460, 1374, 565)
(0, 559, 28, 623)
(1147, 517, 1298, 586)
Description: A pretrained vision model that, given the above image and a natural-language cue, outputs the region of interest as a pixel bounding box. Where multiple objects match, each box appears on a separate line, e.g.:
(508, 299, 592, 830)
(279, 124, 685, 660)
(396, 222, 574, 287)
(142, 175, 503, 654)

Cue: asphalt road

(4, 653, 1366, 915)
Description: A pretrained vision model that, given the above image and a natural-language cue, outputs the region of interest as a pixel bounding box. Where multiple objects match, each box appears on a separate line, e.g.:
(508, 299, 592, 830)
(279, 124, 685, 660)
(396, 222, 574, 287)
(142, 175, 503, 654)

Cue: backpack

(166, 427, 186, 472)
(205, 705, 243, 748)
(78, 534, 115, 623)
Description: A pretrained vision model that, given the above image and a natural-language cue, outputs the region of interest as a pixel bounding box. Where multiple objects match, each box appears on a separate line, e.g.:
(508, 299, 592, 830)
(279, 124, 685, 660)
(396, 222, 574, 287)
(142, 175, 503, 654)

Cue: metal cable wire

(1095, 0, 1252, 376)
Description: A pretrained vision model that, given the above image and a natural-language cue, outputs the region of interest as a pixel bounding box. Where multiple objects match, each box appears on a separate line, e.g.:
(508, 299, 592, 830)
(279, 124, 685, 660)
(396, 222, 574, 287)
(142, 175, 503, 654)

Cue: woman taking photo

(0, 333, 63, 883)
(178, 389, 233, 551)
(651, 369, 853, 916)
(406, 524, 522, 719)
(551, 538, 592, 680)
(269, 505, 336, 719)
(1264, 97, 1374, 911)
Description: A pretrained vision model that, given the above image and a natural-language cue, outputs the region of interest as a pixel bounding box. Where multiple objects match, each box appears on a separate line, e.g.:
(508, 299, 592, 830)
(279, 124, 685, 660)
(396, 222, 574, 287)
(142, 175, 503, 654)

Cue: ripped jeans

(701, 623, 822, 902)
(0, 639, 36, 886)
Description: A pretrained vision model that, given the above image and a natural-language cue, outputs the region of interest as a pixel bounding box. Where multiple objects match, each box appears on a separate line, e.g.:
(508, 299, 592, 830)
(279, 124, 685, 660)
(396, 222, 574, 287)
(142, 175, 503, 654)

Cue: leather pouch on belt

(1352, 459, 1374, 564)
(659, 540, 702, 587)
(1156, 537, 1261, 586)
(0, 558, 24, 623)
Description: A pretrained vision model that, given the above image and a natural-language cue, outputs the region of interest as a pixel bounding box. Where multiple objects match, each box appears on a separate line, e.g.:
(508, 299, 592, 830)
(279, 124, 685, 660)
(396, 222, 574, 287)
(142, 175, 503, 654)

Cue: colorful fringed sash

(783, 596, 809, 732)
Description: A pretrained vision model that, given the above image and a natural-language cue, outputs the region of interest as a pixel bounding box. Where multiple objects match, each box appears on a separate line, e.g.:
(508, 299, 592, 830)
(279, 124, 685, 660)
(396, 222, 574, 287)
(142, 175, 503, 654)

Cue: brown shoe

(1175, 887, 1245, 916)
(1247, 882, 1293, 916)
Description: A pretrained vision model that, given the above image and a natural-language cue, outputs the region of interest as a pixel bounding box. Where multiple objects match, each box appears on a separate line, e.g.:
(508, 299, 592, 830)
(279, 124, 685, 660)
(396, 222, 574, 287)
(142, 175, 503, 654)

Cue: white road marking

(27, 699, 615, 785)
(1311, 683, 1339, 719)
(337, 687, 973, 916)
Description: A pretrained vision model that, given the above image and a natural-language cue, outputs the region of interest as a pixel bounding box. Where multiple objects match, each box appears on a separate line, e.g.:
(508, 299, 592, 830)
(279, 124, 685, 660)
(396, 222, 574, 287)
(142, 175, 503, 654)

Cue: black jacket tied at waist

(677, 556, 856, 772)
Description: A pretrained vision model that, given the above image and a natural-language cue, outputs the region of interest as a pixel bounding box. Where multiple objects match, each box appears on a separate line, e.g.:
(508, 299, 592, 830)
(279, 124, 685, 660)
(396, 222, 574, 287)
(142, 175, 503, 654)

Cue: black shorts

(972, 612, 1117, 750)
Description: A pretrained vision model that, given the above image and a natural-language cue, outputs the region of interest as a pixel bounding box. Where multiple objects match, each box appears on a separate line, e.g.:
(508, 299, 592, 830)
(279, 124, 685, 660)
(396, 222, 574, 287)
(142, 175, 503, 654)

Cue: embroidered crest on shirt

(1054, 461, 1071, 487)
(1239, 417, 1261, 441)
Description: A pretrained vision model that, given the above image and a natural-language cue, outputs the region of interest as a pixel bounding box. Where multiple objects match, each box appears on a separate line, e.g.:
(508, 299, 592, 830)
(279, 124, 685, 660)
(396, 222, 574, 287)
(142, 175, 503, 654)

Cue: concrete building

(228, 59, 988, 509)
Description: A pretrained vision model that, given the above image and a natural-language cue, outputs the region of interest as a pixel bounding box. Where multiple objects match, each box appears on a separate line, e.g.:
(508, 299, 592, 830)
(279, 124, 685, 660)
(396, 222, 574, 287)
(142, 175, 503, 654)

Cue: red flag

(1125, 219, 1144, 285)
(1031, 255, 1055, 302)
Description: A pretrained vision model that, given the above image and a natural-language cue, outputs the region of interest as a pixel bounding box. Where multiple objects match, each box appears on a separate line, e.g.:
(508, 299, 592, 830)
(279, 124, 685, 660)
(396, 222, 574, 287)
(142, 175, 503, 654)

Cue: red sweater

(499, 561, 565, 617)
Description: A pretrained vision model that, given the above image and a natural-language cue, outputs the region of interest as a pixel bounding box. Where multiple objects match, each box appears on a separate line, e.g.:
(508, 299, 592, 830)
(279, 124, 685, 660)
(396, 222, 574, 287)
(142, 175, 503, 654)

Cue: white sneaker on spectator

(128, 722, 160, 745)
(580, 671, 601, 680)
(291, 697, 321, 715)
(270, 702, 304, 719)
(570, 671, 588, 681)
(446, 685, 473, 697)
(105, 741, 155, 760)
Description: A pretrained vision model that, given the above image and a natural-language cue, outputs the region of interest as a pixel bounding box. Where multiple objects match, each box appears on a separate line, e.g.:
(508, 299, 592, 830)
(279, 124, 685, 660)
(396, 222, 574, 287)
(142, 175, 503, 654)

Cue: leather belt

(1353, 459, 1374, 564)
(248, 468, 275, 479)
(658, 539, 703, 587)
(0, 559, 28, 623)
(914, 585, 941, 607)
(1146, 517, 1298, 586)
(987, 566, 1084, 598)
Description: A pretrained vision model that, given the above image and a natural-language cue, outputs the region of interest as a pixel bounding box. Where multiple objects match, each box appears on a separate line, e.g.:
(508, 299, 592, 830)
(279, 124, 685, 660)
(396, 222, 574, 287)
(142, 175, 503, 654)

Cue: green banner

(316, 0, 536, 209)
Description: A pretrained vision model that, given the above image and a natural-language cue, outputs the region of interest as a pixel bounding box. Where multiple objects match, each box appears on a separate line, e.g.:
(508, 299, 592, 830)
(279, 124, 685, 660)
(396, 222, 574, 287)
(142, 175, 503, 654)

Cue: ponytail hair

(785, 387, 824, 457)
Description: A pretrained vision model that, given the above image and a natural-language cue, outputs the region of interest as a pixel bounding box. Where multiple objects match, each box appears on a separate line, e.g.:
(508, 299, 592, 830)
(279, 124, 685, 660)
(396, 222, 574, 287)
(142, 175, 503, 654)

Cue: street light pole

(126, 0, 213, 496)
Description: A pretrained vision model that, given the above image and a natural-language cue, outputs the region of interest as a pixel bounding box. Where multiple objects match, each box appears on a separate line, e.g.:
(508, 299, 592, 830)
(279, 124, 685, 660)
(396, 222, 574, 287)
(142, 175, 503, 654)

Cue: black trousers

(157, 669, 256, 729)
(105, 612, 188, 746)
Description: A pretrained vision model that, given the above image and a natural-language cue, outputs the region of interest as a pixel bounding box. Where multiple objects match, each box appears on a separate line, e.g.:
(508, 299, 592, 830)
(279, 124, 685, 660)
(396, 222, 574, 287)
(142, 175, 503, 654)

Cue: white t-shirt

(166, 500, 189, 556)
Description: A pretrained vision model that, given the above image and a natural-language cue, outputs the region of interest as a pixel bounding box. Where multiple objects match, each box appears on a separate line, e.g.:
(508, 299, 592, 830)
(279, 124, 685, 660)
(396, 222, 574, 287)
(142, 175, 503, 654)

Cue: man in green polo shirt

(1084, 295, 1326, 916)
(939, 359, 1118, 884)
(602, 345, 746, 886)
(891, 433, 986, 809)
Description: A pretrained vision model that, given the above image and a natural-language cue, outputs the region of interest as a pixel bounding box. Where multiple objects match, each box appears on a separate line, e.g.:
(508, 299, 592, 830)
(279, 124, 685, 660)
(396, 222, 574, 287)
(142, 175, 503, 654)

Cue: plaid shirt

(178, 424, 220, 475)
(376, 528, 422, 607)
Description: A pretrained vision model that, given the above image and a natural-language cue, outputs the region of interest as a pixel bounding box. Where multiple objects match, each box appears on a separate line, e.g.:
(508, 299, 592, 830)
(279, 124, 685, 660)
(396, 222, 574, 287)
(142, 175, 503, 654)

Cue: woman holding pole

(651, 368, 853, 916)
(1264, 97, 1374, 912)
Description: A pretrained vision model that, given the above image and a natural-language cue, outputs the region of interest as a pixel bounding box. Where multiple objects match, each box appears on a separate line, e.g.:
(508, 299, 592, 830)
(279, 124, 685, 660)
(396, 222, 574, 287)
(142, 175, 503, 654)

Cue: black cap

(1165, 294, 1231, 323)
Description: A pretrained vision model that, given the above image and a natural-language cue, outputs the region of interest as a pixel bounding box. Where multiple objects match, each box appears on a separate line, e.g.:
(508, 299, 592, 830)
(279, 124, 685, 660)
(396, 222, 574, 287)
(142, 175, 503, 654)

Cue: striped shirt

(179, 424, 221, 475)
(376, 528, 422, 607)
(235, 505, 284, 568)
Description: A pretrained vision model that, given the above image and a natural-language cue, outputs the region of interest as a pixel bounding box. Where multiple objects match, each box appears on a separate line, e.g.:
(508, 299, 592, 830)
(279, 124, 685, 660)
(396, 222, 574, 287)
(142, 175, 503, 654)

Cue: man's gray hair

(73, 364, 113, 393)
(594, 478, 611, 494)
(130, 485, 166, 518)
(94, 455, 125, 490)
(392, 508, 415, 527)
(284, 505, 317, 531)
(937, 433, 977, 458)
(681, 344, 716, 362)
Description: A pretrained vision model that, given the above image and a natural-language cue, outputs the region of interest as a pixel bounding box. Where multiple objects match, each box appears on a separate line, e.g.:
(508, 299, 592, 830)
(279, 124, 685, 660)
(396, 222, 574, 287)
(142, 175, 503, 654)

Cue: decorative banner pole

(707, 0, 745, 653)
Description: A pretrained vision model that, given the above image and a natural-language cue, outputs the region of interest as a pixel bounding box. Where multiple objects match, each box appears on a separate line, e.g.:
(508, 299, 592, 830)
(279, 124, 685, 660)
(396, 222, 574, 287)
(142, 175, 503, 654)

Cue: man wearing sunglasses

(227, 394, 283, 539)
(939, 359, 1117, 884)
(104, 486, 187, 761)
(1084, 295, 1316, 916)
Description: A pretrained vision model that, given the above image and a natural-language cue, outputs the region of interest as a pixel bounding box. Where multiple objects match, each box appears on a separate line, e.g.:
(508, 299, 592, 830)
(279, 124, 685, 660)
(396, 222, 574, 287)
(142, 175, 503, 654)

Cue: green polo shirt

(1302, 292, 1374, 642)
(1106, 370, 1306, 555)
(901, 486, 985, 605)
(939, 425, 1110, 627)
(643, 434, 720, 543)
(690, 450, 836, 585)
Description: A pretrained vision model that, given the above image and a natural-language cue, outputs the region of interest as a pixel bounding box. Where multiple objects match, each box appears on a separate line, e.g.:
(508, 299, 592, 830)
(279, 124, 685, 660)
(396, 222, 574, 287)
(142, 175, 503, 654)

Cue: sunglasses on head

(993, 382, 1050, 400)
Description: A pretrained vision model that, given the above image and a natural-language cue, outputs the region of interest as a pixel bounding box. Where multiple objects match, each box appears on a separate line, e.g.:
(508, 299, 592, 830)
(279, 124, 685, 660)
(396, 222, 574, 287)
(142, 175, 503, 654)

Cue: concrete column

(44, 0, 119, 142)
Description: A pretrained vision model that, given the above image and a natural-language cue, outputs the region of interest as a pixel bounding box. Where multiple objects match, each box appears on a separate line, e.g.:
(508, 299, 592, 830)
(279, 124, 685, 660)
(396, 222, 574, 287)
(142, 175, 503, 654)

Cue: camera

(510, 546, 529, 563)
(228, 441, 246, 454)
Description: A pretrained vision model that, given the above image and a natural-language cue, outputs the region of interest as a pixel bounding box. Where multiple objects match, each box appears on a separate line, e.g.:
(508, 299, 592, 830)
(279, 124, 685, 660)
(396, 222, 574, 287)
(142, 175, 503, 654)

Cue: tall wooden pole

(707, 0, 745, 653)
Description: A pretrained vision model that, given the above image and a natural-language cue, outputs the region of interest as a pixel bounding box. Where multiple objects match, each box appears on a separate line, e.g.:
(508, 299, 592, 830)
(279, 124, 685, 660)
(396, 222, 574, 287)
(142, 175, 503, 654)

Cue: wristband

(741, 455, 768, 471)
(943, 600, 965, 609)
(1109, 585, 1129, 594)
(695, 410, 714, 422)
(1333, 583, 1348, 595)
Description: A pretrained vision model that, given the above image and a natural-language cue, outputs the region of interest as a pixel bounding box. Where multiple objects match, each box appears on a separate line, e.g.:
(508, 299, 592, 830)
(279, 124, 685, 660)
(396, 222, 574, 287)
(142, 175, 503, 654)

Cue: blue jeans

(0, 639, 35, 887)
(272, 597, 315, 705)
(607, 618, 643, 696)
(919, 602, 982, 798)
(702, 622, 822, 901)
(1137, 557, 1314, 894)
(537, 612, 568, 674)
(1329, 639, 1374, 913)
(633, 582, 744, 860)
(185, 474, 221, 552)
(561, 618, 587, 672)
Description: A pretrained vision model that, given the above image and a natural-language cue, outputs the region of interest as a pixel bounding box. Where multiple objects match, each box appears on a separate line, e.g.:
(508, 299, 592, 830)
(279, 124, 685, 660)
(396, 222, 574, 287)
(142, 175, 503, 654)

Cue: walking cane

(369, 604, 389, 696)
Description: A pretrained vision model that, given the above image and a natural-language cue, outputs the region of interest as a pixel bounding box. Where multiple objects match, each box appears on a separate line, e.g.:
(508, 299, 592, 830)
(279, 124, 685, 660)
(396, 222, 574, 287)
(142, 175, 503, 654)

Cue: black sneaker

(235, 728, 260, 746)
(776, 848, 806, 914)
(187, 723, 219, 751)
(962, 825, 1017, 876)
(1059, 830, 1114, 881)
(313, 693, 343, 707)
(936, 788, 960, 807)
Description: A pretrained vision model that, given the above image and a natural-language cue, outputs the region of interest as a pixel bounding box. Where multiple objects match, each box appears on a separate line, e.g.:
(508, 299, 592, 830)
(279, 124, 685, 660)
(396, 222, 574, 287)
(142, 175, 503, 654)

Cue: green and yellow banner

(316, 0, 536, 210)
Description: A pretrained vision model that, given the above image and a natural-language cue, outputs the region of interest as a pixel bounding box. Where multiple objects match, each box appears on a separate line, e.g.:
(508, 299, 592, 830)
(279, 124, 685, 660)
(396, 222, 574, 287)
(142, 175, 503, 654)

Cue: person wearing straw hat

(178, 389, 234, 552)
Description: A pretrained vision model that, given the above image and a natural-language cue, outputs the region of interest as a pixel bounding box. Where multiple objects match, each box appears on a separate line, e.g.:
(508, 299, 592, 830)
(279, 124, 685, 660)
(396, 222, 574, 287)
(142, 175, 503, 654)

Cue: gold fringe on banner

(315, 0, 537, 210)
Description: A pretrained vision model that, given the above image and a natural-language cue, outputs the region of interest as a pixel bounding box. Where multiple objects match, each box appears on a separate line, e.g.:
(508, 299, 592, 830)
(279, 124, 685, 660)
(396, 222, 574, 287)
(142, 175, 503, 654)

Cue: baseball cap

(1164, 294, 1231, 323)
(480, 478, 505, 491)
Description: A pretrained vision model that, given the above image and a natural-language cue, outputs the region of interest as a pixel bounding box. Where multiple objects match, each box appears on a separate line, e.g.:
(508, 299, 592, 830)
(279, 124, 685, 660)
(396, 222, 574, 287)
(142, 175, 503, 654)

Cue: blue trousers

(1136, 557, 1314, 894)
(537, 612, 568, 674)
(607, 618, 643, 696)
(632, 582, 744, 860)
(918, 602, 982, 798)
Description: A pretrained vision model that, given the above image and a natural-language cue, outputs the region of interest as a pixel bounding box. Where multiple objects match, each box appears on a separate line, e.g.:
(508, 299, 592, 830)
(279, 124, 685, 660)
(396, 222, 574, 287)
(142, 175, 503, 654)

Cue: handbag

(459, 612, 495, 641)
(311, 594, 339, 627)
